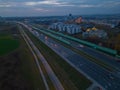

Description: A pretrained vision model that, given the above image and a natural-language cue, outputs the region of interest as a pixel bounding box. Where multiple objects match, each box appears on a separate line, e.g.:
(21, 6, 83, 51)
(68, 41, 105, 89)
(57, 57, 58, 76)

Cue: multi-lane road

(20, 22, 120, 90)
(32, 24, 120, 72)
(32, 25, 120, 90)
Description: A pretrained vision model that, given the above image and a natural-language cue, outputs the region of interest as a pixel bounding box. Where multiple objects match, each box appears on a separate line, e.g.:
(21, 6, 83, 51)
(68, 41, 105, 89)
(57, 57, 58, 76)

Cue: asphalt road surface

(33, 25, 120, 72)
(30, 27, 120, 90)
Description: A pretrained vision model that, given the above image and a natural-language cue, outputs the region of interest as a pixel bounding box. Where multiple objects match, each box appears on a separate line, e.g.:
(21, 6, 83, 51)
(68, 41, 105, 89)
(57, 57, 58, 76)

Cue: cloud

(77, 1, 120, 8)
(0, 2, 16, 8)
(0, 0, 120, 8)
(0, 0, 120, 16)
(57, 4, 75, 7)
(34, 8, 50, 12)
(24, 0, 65, 6)
(79, 4, 98, 8)
(101, 1, 120, 7)
(0, 4, 11, 7)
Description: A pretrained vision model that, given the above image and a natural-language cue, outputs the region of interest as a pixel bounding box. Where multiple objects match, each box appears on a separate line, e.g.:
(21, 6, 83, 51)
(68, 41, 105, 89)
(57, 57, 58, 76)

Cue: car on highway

(79, 44, 84, 48)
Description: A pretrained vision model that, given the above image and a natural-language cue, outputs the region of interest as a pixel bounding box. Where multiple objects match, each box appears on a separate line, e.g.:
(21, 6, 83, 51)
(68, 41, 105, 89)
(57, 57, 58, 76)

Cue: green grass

(0, 35, 19, 56)
(24, 26, 92, 90)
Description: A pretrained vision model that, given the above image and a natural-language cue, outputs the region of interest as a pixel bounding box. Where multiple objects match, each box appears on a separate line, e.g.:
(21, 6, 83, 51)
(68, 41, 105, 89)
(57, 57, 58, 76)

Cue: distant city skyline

(0, 0, 120, 17)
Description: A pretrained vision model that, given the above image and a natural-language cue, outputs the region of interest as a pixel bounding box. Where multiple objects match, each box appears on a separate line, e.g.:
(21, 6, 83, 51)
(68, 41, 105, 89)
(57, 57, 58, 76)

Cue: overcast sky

(0, 0, 120, 17)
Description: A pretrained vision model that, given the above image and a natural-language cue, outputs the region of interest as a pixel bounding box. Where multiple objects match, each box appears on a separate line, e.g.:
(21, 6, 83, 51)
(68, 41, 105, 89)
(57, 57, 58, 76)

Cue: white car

(79, 44, 84, 48)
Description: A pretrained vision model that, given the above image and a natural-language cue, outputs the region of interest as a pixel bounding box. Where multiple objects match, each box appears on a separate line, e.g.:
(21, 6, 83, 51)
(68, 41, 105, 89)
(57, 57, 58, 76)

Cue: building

(75, 16, 82, 24)
(49, 22, 82, 34)
(82, 29, 107, 39)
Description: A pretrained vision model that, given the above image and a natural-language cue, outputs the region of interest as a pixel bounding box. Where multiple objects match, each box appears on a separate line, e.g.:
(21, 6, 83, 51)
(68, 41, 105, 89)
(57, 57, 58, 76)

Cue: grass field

(0, 34, 19, 56)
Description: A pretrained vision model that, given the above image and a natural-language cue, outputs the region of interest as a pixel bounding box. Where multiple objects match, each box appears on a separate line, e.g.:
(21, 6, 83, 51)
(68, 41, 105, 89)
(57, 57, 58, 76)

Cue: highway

(38, 24, 120, 69)
(32, 25, 120, 72)
(26, 25, 120, 90)
(19, 23, 64, 90)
